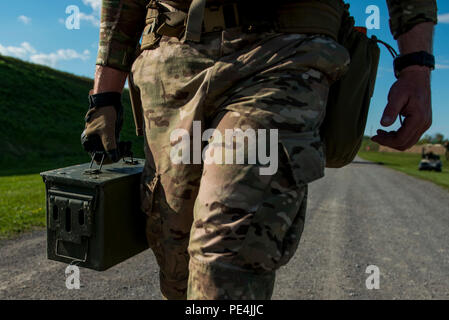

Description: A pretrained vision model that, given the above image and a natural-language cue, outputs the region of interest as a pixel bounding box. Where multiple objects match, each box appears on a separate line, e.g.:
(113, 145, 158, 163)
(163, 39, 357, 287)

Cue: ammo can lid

(40, 159, 145, 187)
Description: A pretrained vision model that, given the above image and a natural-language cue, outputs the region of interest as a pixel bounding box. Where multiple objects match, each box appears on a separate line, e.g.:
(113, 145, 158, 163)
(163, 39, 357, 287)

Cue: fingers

(99, 127, 118, 153)
(106, 149, 120, 162)
(81, 130, 103, 153)
(381, 84, 409, 126)
(373, 71, 432, 151)
(372, 113, 429, 151)
(81, 133, 119, 164)
(81, 106, 120, 162)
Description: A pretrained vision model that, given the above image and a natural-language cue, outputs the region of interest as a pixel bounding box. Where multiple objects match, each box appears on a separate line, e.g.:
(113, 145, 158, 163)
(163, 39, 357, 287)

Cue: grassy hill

(0, 54, 144, 176)
(0, 55, 144, 238)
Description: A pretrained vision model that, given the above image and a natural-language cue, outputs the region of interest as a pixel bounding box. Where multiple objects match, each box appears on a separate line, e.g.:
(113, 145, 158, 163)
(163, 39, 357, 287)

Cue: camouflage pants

(130, 29, 349, 300)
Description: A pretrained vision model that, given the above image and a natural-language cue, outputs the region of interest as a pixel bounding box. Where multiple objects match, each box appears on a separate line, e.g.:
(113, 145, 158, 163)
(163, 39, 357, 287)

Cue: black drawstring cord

(376, 39, 399, 58)
(376, 39, 404, 126)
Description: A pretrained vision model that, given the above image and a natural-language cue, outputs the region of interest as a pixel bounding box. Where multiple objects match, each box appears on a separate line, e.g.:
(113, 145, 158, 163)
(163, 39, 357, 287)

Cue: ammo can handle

(55, 239, 88, 263)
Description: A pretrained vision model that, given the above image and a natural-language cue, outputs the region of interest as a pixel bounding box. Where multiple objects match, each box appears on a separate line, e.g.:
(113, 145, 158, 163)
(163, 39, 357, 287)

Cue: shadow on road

(351, 160, 385, 165)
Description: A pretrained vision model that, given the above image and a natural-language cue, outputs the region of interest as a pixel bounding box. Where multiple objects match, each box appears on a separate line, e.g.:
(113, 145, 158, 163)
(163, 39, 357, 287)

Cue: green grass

(358, 151, 449, 191)
(0, 174, 46, 238)
(0, 55, 144, 239)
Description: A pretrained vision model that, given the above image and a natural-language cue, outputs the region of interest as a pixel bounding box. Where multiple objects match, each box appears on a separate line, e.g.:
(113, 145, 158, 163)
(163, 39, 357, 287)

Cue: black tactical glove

(81, 91, 124, 164)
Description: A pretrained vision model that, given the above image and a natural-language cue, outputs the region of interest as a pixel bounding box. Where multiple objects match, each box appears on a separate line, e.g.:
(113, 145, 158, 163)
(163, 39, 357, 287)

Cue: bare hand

(371, 66, 432, 151)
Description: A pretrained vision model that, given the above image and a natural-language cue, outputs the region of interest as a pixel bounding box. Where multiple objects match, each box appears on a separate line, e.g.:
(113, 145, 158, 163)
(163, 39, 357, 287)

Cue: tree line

(418, 133, 449, 146)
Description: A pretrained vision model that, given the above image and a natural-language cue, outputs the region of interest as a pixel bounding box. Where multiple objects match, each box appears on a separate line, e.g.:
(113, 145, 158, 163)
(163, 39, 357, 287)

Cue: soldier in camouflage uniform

(83, 0, 437, 299)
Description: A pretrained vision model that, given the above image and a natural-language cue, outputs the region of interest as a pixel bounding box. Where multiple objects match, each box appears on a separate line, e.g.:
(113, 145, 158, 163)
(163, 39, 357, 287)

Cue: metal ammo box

(40, 159, 149, 271)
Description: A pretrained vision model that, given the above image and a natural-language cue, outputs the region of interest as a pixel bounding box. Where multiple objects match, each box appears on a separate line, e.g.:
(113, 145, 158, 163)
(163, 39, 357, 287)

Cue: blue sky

(1, 0, 448, 138)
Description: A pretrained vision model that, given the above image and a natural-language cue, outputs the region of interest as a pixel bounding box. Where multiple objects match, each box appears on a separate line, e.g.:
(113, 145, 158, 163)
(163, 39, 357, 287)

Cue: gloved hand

(81, 91, 124, 163)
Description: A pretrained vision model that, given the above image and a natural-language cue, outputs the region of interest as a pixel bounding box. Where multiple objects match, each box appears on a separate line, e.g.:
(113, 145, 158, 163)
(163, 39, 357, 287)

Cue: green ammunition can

(40, 159, 149, 271)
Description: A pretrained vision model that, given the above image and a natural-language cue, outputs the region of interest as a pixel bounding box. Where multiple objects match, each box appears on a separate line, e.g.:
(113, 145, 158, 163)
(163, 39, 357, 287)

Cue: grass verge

(0, 174, 46, 239)
(358, 151, 449, 191)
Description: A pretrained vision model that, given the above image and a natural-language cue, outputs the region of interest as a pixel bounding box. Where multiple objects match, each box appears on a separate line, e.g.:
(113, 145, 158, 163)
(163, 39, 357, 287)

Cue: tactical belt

(141, 0, 344, 50)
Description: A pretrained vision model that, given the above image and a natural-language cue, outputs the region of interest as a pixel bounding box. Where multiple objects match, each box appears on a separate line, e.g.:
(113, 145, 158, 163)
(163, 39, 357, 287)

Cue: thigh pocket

(141, 167, 161, 248)
(234, 132, 318, 272)
(276, 186, 308, 267)
(280, 130, 325, 186)
(234, 180, 308, 272)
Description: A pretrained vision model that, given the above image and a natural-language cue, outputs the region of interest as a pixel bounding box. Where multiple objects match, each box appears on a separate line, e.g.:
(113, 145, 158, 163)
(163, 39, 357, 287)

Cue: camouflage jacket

(96, 0, 438, 72)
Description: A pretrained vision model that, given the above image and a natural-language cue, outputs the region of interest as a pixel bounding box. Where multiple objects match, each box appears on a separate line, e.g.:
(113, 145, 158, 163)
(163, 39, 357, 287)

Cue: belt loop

(182, 0, 207, 43)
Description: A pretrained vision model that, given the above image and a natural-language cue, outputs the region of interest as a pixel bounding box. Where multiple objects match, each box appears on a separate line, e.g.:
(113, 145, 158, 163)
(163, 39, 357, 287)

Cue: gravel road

(1, 158, 448, 300)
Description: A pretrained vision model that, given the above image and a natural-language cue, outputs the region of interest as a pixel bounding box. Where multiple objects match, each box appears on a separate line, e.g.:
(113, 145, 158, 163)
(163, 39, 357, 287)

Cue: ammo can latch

(48, 189, 96, 262)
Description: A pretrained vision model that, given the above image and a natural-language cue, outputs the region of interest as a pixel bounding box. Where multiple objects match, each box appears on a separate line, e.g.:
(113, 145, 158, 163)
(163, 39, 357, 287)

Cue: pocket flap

(280, 131, 325, 186)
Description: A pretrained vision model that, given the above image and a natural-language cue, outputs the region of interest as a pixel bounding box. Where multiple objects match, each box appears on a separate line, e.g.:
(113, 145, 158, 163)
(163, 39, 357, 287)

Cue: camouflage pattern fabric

(131, 30, 349, 299)
(96, 0, 147, 72)
(97, 0, 437, 72)
(386, 0, 438, 39)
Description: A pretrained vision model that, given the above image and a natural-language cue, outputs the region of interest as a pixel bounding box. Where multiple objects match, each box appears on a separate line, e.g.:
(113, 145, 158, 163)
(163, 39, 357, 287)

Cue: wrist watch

(394, 51, 435, 79)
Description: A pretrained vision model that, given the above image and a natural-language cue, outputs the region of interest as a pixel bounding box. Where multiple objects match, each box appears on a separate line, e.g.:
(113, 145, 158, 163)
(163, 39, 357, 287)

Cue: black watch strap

(88, 92, 122, 110)
(394, 51, 435, 78)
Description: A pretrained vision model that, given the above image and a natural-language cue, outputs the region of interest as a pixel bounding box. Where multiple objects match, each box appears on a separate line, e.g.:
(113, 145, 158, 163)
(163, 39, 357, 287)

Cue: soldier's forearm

(397, 22, 434, 55)
(93, 65, 128, 94)
(396, 22, 434, 74)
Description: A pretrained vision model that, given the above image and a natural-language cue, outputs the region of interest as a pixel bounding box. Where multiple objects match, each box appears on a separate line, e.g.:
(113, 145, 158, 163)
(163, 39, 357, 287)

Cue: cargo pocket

(141, 168, 161, 250)
(280, 130, 325, 186)
(229, 132, 319, 272)
(276, 186, 308, 267)
(233, 180, 308, 272)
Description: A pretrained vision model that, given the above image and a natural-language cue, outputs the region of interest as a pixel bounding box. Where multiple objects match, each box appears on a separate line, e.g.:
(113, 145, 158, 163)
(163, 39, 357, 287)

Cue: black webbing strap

(88, 92, 122, 110)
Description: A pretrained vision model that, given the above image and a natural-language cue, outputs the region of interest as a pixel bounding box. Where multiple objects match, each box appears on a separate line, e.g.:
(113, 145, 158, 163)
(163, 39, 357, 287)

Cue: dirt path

(1, 158, 448, 299)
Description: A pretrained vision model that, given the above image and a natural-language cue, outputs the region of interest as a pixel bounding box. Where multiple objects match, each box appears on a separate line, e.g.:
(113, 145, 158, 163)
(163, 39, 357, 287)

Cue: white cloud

(18, 15, 31, 25)
(82, 0, 102, 13)
(79, 12, 100, 27)
(438, 13, 449, 24)
(30, 49, 90, 68)
(58, 1, 102, 28)
(0, 42, 90, 68)
(0, 42, 36, 59)
(436, 64, 449, 70)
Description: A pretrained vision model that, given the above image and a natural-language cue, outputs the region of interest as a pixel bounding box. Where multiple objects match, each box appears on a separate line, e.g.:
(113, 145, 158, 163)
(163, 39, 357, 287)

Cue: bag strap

(182, 0, 207, 42)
